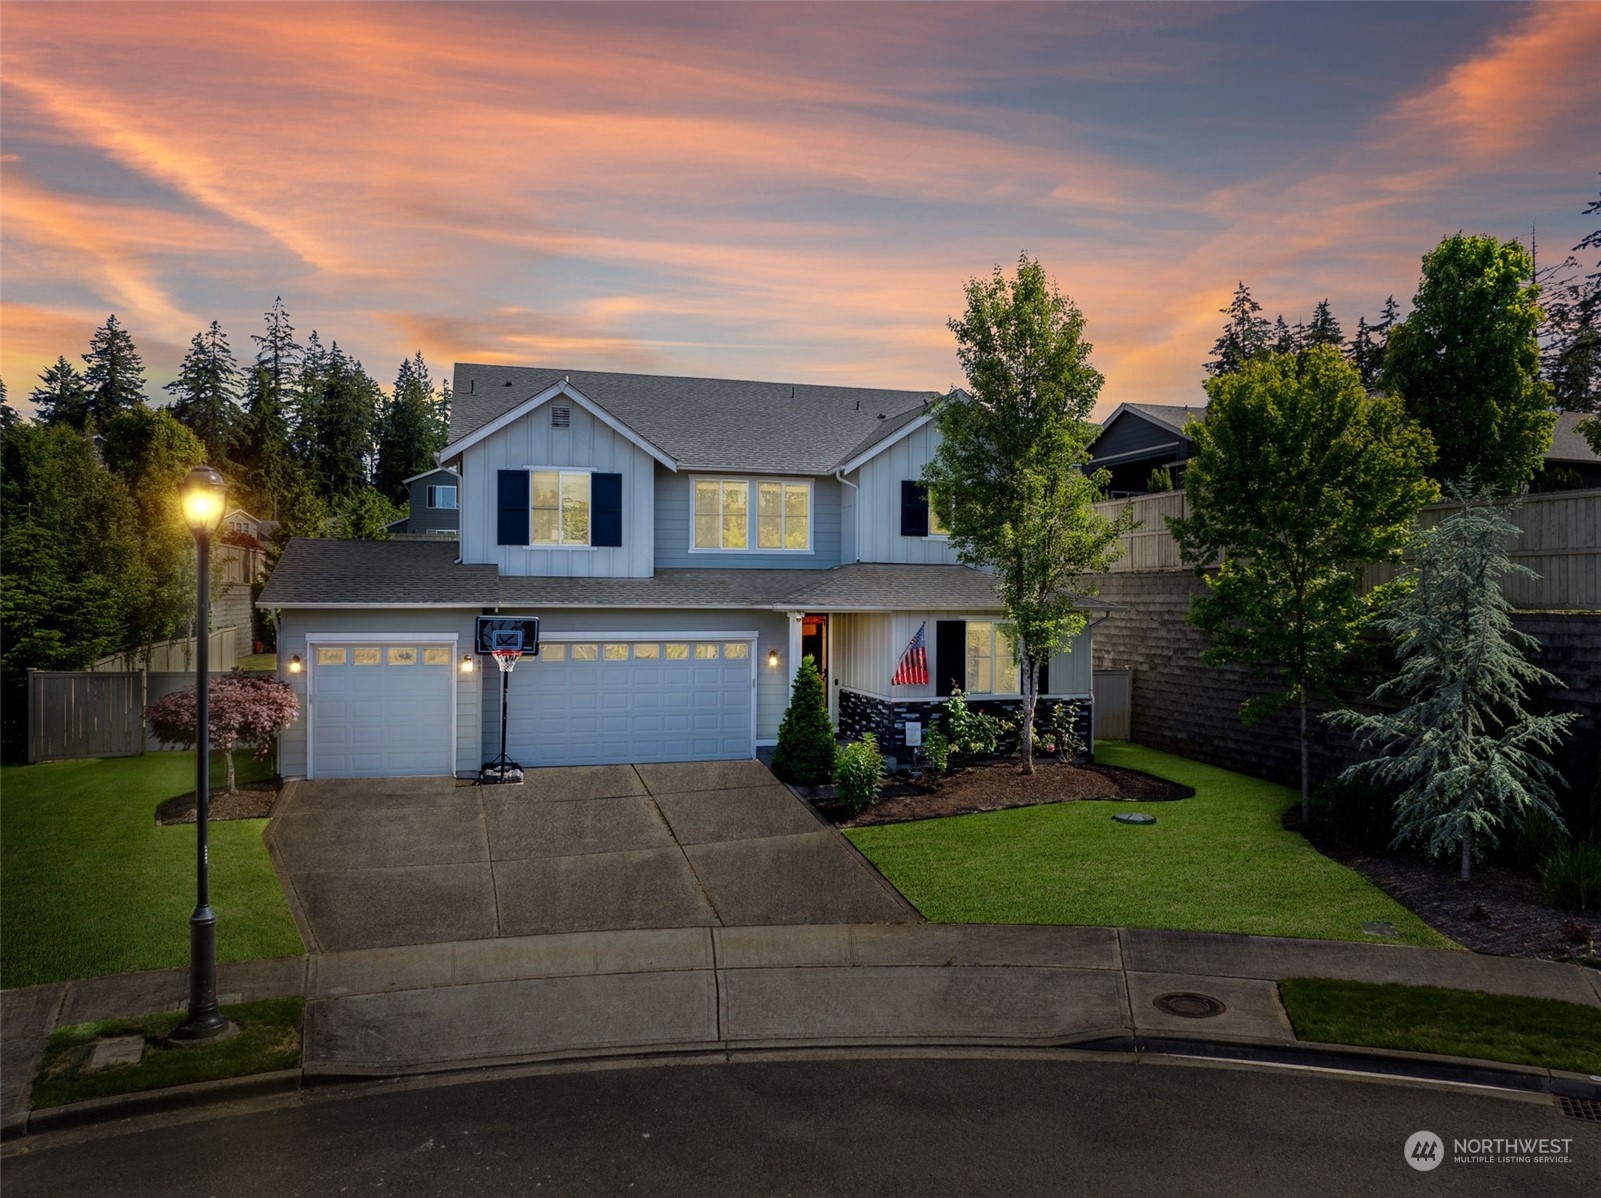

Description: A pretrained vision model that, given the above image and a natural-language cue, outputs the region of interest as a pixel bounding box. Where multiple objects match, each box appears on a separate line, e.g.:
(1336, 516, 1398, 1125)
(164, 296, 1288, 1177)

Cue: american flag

(891, 622, 929, 686)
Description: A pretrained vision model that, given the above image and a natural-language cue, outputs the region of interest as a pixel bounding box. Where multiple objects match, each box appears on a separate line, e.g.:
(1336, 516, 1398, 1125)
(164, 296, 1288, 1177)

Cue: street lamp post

(169, 465, 232, 1044)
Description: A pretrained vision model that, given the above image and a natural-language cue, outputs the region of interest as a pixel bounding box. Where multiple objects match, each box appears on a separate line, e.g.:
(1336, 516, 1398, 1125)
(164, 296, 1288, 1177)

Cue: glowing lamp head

(180, 465, 228, 534)
(461, 655, 475, 673)
(767, 649, 781, 669)
(287, 655, 303, 675)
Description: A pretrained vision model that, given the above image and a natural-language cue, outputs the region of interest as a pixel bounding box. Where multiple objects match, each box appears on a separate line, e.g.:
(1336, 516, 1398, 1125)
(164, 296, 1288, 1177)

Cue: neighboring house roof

(258, 539, 499, 608)
(222, 507, 262, 524)
(450, 364, 938, 475)
(401, 466, 459, 486)
(260, 540, 1114, 613)
(1122, 402, 1206, 436)
(1548, 411, 1601, 465)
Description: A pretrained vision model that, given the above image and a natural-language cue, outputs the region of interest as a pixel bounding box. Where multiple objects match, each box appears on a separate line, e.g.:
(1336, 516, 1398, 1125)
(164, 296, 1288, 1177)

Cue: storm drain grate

(1152, 992, 1227, 1019)
(1557, 1096, 1601, 1122)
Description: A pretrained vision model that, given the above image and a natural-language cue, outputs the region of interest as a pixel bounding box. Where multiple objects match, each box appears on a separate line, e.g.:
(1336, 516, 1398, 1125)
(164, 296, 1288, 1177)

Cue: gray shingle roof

(1548, 410, 1601, 464)
(260, 544, 1117, 614)
(258, 538, 499, 607)
(1123, 403, 1207, 436)
(450, 364, 937, 474)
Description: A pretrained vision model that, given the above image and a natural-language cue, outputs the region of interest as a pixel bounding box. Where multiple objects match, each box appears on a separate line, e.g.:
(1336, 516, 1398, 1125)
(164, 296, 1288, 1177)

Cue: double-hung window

(693, 478, 811, 551)
(964, 621, 1018, 695)
(532, 470, 591, 546)
(426, 484, 458, 510)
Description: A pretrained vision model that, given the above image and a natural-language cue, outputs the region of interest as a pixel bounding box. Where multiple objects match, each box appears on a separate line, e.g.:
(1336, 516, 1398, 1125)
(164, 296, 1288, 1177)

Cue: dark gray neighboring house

(1536, 411, 1601, 491)
(1086, 403, 1206, 497)
(388, 467, 461, 536)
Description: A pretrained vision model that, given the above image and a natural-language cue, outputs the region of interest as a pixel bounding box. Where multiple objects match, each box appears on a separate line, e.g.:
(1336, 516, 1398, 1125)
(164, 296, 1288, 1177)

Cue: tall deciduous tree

(1169, 346, 1437, 818)
(81, 314, 148, 425)
(374, 352, 448, 502)
(1205, 282, 1271, 377)
(1382, 233, 1554, 494)
(165, 320, 243, 463)
(924, 254, 1134, 773)
(29, 356, 91, 429)
(1329, 491, 1577, 882)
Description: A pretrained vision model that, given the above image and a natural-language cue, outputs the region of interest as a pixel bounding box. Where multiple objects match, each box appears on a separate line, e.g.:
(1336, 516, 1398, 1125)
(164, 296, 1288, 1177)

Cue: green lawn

(32, 997, 304, 1109)
(1, 752, 304, 989)
(236, 653, 277, 671)
(1280, 978, 1601, 1075)
(845, 742, 1453, 947)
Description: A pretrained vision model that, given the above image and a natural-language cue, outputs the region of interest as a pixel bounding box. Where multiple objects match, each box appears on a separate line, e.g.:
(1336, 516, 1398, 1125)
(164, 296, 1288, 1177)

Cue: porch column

(786, 610, 803, 694)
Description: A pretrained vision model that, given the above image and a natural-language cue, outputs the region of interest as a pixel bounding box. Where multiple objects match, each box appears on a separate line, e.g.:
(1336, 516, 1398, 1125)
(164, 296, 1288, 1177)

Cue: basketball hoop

(492, 648, 522, 674)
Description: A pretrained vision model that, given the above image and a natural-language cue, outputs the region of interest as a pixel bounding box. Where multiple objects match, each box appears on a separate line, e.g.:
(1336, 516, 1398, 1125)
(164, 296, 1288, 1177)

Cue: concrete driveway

(267, 761, 916, 952)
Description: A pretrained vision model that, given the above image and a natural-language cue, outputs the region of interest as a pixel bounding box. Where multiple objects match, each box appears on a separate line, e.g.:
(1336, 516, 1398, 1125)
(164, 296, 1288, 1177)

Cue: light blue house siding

(653, 467, 841, 569)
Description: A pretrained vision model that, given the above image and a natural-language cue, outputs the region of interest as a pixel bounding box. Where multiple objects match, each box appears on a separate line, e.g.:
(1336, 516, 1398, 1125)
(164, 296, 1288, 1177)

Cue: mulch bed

(1290, 813, 1598, 964)
(155, 782, 280, 825)
(817, 760, 1192, 828)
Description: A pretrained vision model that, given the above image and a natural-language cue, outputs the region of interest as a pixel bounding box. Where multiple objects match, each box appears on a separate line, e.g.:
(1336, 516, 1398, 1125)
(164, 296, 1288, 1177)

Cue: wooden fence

(26, 669, 240, 762)
(88, 626, 241, 674)
(1092, 670, 1131, 742)
(1093, 489, 1600, 610)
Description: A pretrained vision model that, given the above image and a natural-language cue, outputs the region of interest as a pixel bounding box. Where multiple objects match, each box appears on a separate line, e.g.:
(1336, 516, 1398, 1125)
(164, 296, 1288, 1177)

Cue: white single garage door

(309, 641, 456, 778)
(500, 636, 754, 766)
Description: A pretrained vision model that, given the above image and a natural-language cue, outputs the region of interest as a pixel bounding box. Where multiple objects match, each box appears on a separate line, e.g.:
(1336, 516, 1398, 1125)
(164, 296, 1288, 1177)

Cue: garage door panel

(311, 642, 454, 779)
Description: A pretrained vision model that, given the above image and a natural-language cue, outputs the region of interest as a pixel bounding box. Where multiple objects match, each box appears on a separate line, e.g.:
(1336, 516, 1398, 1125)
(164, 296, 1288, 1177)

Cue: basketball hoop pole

(483, 649, 521, 780)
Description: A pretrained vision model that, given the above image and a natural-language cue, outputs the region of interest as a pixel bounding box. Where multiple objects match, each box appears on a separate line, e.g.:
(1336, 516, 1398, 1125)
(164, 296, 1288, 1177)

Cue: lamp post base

(166, 1015, 237, 1046)
(168, 903, 232, 1044)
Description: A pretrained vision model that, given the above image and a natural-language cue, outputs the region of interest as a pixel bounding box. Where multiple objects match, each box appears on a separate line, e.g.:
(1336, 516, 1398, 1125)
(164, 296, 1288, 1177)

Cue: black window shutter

(1037, 658, 1050, 695)
(935, 620, 966, 697)
(592, 473, 623, 547)
(497, 470, 529, 545)
(900, 481, 929, 537)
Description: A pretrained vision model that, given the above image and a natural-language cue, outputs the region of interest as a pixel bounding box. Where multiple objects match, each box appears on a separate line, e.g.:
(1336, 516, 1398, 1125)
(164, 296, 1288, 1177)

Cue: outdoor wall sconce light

(287, 655, 302, 674)
(461, 655, 475, 673)
(768, 649, 781, 669)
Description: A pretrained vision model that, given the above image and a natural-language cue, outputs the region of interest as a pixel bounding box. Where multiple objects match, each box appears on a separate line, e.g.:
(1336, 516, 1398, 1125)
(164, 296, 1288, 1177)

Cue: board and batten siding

(457, 399, 656, 578)
(485, 608, 792, 756)
(275, 608, 482, 779)
(832, 611, 1091, 700)
(653, 467, 841, 569)
(852, 423, 963, 566)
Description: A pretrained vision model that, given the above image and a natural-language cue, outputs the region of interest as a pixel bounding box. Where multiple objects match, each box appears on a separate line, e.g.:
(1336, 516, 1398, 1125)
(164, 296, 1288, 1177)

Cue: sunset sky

(2, 1, 1597, 419)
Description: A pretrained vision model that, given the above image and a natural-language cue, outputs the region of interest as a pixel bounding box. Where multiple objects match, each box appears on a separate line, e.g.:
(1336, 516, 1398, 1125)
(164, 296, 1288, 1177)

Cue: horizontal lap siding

(460, 400, 655, 578)
(834, 611, 1090, 701)
(653, 468, 841, 569)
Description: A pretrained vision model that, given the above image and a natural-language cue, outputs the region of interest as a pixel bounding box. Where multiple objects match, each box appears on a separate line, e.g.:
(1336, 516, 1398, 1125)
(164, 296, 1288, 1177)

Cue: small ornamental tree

(770, 654, 835, 785)
(1328, 490, 1577, 883)
(147, 675, 299, 793)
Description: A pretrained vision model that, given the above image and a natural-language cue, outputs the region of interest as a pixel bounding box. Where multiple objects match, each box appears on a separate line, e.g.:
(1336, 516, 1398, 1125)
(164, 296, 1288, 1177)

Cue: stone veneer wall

(1083, 571, 1600, 813)
(837, 689, 1093, 760)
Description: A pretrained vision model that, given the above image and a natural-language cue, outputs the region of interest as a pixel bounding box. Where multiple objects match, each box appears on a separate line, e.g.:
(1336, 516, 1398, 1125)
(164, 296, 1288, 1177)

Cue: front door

(801, 614, 830, 720)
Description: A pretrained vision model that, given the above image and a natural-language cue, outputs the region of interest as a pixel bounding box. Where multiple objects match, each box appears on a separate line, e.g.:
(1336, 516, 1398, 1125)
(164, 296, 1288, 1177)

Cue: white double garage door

(307, 634, 755, 777)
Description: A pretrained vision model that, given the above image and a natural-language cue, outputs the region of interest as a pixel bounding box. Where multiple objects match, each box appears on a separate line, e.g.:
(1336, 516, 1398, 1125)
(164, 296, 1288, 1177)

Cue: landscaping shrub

(770, 654, 835, 785)
(920, 727, 950, 776)
(1541, 841, 1601, 914)
(1145, 464, 1174, 493)
(1033, 700, 1086, 760)
(942, 688, 1004, 760)
(1308, 775, 1396, 850)
(146, 675, 298, 793)
(834, 734, 885, 815)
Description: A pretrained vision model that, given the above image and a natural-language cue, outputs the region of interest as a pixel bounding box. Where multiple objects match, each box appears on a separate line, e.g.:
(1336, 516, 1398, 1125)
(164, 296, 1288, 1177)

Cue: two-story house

(258, 366, 1103, 779)
(384, 467, 462, 536)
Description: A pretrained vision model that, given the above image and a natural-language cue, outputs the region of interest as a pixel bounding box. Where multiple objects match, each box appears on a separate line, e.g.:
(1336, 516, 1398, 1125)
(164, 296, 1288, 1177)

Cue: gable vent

(551, 405, 572, 429)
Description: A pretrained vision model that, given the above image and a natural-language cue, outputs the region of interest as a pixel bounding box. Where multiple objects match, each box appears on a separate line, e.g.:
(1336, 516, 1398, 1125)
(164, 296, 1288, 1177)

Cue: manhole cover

(1152, 992, 1227, 1019)
(1114, 813, 1156, 825)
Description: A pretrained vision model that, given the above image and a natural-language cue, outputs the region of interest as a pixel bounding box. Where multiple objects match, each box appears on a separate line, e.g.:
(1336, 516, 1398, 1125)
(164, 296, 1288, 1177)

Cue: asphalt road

(3, 1054, 1596, 1197)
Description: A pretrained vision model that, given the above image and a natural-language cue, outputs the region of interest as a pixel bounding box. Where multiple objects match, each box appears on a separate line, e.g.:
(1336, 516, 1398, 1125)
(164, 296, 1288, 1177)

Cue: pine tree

(1269, 315, 1298, 356)
(29, 356, 91, 429)
(1329, 489, 1578, 882)
(300, 341, 379, 499)
(1204, 282, 1271, 377)
(81, 314, 147, 425)
(1540, 178, 1601, 413)
(291, 330, 328, 465)
(1346, 315, 1382, 389)
(165, 320, 242, 463)
(1370, 295, 1402, 383)
(770, 655, 837, 785)
(0, 379, 13, 431)
(1303, 299, 1343, 351)
(374, 352, 447, 501)
(242, 297, 302, 492)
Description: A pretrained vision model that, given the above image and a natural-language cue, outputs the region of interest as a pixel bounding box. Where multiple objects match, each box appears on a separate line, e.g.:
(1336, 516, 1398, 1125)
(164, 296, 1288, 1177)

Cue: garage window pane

(695, 643, 720, 659)
(423, 648, 451, 665)
(570, 644, 598, 661)
(543, 643, 567, 661)
(388, 647, 417, 665)
(353, 647, 381, 666)
(633, 643, 660, 659)
(603, 643, 629, 660)
(317, 647, 346, 666)
(665, 643, 689, 660)
(723, 643, 749, 659)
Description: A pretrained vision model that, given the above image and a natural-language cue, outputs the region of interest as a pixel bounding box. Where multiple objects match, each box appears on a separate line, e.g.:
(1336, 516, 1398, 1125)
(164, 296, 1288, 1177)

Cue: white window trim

(301, 633, 459, 781)
(960, 618, 1021, 698)
(525, 465, 596, 550)
(688, 476, 815, 554)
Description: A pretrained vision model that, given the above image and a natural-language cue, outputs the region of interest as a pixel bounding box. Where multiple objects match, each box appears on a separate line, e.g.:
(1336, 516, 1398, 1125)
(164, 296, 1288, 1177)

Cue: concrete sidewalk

(6, 926, 1599, 1133)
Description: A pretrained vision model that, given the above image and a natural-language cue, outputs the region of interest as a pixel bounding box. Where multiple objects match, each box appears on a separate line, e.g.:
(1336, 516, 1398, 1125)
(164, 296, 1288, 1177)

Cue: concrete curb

(21, 1069, 302, 1136)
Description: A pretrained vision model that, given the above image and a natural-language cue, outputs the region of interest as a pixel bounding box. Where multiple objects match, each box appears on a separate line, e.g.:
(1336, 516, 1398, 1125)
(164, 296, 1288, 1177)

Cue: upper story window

(693, 478, 811, 552)
(532, 470, 590, 545)
(425, 484, 458, 510)
(965, 621, 1018, 695)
